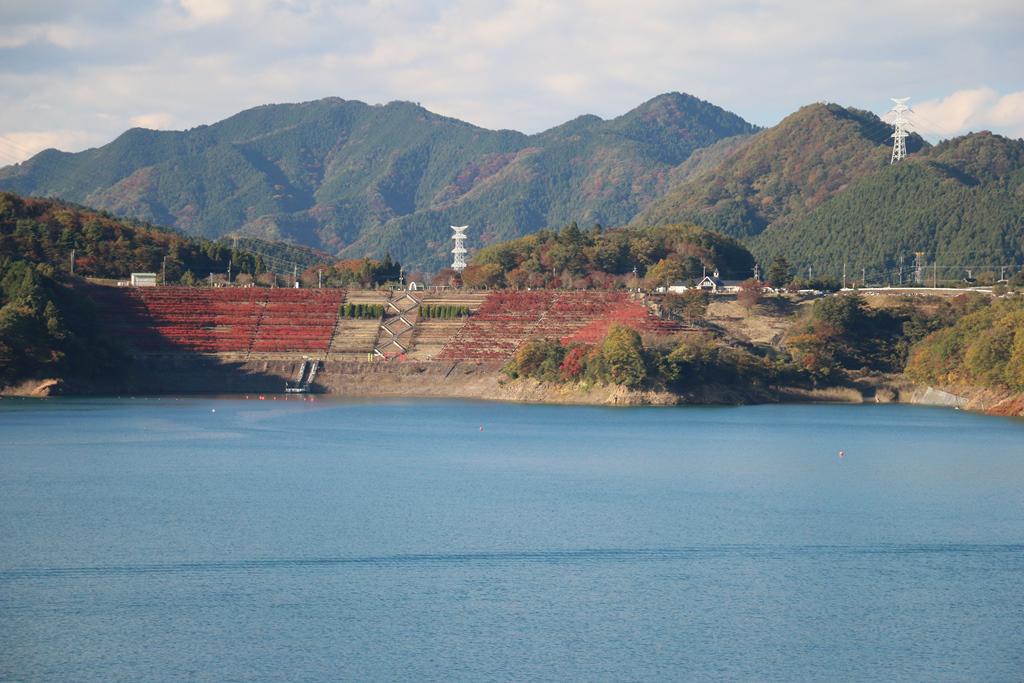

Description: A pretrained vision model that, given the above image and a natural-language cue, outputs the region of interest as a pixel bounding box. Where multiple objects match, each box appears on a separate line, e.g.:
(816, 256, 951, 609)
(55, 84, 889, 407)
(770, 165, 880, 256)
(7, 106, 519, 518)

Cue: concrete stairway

(374, 292, 421, 358)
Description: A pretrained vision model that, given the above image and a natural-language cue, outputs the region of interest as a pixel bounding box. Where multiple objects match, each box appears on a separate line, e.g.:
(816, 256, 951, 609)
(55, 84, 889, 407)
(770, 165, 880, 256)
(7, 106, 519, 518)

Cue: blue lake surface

(1, 398, 1023, 681)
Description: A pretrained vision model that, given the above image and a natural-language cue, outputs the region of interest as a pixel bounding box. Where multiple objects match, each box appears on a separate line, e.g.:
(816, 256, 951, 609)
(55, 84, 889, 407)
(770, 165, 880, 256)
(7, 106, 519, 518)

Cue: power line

(0, 143, 27, 165)
(0, 135, 38, 160)
(0, 149, 23, 166)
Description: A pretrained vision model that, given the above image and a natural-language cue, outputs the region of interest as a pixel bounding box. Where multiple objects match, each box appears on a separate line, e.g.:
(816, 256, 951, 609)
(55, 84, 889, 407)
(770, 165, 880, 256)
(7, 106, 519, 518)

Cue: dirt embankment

(2, 357, 679, 406)
(5, 355, 871, 407)
(8, 355, 1019, 415)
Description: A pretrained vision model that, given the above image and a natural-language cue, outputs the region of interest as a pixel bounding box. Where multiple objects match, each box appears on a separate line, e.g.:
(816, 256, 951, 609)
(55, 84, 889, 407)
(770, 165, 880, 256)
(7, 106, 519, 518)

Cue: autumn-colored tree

(431, 267, 461, 288)
(559, 345, 591, 381)
(505, 338, 564, 381)
(644, 256, 690, 289)
(736, 279, 765, 310)
(599, 324, 647, 388)
(663, 290, 708, 325)
(461, 263, 505, 289)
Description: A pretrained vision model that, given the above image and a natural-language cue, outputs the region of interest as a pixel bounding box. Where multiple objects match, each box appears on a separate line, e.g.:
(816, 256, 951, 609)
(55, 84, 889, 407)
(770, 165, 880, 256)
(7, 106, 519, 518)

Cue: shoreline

(3, 357, 1020, 416)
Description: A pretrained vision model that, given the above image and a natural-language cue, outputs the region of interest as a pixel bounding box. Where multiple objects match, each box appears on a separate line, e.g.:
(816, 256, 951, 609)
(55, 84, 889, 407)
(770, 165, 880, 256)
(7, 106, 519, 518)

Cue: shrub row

(419, 304, 470, 320)
(341, 303, 384, 319)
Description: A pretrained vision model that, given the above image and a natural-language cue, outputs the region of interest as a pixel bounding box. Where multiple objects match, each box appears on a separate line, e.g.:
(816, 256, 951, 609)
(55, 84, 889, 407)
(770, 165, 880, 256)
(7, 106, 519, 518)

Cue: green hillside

(753, 132, 1024, 277)
(906, 296, 1024, 391)
(632, 103, 928, 239)
(0, 192, 262, 282)
(466, 221, 754, 289)
(0, 93, 756, 271)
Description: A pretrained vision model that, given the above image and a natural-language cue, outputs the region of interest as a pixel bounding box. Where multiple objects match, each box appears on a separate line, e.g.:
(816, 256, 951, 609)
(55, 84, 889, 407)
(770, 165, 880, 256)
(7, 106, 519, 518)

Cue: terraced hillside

(436, 291, 684, 363)
(88, 286, 684, 365)
(89, 286, 345, 356)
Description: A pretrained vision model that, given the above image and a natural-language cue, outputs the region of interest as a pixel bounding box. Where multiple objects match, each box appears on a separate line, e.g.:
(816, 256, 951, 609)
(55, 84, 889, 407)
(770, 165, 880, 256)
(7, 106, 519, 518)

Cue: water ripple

(3, 544, 1022, 580)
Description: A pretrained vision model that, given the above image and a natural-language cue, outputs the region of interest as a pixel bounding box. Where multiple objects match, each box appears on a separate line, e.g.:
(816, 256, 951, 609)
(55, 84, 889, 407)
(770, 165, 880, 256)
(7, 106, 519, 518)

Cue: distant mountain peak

(0, 93, 759, 270)
(632, 99, 932, 238)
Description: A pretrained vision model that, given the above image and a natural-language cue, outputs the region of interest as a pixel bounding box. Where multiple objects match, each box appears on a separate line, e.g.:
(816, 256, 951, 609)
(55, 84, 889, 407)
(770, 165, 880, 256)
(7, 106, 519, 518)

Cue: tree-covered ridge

(906, 297, 1024, 391)
(465, 222, 754, 289)
(0, 192, 262, 283)
(632, 103, 927, 239)
(0, 93, 756, 272)
(0, 259, 121, 388)
(783, 294, 964, 379)
(753, 132, 1024, 275)
(1, 191, 407, 291)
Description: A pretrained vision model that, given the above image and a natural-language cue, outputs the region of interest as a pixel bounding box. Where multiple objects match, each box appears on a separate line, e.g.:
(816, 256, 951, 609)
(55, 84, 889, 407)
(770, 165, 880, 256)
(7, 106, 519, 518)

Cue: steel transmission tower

(889, 98, 911, 163)
(451, 225, 469, 272)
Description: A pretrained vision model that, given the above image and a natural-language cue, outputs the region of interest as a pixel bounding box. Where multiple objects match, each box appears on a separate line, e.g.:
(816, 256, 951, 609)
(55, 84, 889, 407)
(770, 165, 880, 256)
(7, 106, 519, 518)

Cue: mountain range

(0, 93, 754, 271)
(638, 103, 1023, 276)
(2, 93, 1022, 275)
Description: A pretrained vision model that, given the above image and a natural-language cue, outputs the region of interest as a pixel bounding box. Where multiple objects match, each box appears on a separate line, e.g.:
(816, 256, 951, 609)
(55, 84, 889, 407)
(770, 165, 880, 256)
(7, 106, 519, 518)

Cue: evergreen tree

(767, 257, 792, 287)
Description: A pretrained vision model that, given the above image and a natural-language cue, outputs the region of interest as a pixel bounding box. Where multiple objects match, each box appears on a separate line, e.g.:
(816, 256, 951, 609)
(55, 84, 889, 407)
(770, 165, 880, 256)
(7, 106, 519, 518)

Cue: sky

(0, 0, 1022, 165)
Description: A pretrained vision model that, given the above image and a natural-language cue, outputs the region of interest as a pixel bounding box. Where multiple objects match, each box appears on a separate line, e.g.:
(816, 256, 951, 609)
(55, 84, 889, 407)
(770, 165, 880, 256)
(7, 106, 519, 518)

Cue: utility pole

(227, 258, 232, 284)
(318, 269, 323, 289)
(843, 262, 847, 289)
(933, 262, 938, 288)
(808, 266, 812, 281)
(293, 265, 298, 288)
(70, 249, 75, 276)
(899, 255, 903, 285)
(862, 267, 866, 287)
(162, 256, 167, 285)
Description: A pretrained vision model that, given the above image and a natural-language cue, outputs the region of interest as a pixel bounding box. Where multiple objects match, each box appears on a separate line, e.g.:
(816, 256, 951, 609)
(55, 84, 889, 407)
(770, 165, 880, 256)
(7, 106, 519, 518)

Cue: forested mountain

(753, 132, 1024, 276)
(632, 103, 928, 238)
(0, 93, 756, 271)
(632, 103, 1024, 278)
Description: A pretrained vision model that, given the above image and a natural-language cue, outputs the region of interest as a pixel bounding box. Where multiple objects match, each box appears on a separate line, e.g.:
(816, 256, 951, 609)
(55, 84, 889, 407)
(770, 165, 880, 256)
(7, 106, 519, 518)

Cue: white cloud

(0, 0, 1022, 162)
(912, 88, 1024, 139)
(990, 91, 1024, 135)
(175, 0, 237, 24)
(0, 129, 100, 163)
(129, 112, 177, 129)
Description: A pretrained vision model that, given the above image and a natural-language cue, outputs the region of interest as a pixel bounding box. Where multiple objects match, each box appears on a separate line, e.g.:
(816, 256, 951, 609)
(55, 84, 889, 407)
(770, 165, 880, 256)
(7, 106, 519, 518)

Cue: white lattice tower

(451, 225, 468, 272)
(889, 98, 910, 163)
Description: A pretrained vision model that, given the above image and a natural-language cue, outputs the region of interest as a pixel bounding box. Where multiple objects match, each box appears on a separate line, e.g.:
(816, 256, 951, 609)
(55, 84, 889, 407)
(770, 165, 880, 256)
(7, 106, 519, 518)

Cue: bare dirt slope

(705, 296, 813, 346)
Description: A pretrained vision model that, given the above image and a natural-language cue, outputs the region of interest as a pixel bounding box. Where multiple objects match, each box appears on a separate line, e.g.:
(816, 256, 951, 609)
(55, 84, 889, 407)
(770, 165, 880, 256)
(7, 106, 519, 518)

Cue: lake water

(1, 398, 1022, 681)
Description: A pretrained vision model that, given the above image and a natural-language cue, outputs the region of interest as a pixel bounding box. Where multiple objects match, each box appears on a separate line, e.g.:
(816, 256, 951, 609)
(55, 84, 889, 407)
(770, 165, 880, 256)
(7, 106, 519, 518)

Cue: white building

(695, 269, 744, 294)
(130, 273, 157, 287)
